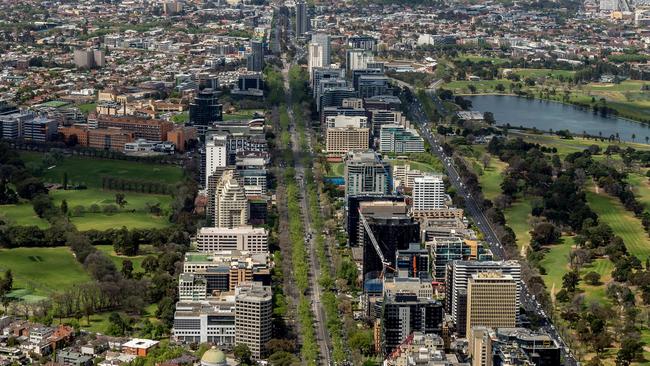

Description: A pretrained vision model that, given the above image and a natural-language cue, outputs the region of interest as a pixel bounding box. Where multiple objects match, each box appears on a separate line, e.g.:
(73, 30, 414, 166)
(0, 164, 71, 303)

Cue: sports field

(509, 68, 575, 79)
(0, 247, 90, 302)
(21, 152, 183, 188)
(587, 187, 650, 260)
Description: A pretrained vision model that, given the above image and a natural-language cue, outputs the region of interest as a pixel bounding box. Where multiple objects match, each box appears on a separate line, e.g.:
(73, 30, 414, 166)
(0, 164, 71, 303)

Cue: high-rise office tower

(307, 43, 324, 80)
(413, 175, 446, 211)
(466, 272, 517, 339)
(447, 260, 521, 337)
(395, 243, 430, 279)
(247, 40, 264, 72)
(344, 150, 392, 199)
(295, 1, 308, 37)
(381, 292, 443, 355)
(215, 170, 249, 228)
(189, 89, 222, 136)
(311, 33, 331, 66)
(235, 282, 273, 359)
(204, 135, 228, 187)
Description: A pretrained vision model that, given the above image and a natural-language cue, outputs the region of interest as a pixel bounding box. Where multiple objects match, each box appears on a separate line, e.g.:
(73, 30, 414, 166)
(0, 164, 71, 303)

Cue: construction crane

(359, 209, 395, 279)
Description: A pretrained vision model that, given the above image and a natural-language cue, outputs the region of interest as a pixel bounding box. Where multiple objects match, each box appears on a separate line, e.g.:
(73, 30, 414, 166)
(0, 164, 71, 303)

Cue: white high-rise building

(215, 170, 249, 228)
(308, 43, 324, 80)
(311, 33, 331, 66)
(412, 175, 445, 211)
(346, 49, 374, 71)
(205, 135, 228, 186)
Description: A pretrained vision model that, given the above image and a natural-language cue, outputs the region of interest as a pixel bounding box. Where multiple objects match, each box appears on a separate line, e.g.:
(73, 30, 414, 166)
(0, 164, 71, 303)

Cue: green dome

(201, 346, 226, 365)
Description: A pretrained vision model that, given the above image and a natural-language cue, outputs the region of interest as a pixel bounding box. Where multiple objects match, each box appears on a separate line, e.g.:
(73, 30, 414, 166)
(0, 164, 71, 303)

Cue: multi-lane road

(406, 89, 579, 366)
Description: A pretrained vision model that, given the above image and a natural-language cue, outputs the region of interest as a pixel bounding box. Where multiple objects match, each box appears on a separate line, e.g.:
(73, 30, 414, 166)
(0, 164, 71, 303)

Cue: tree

(63, 172, 68, 190)
(481, 154, 491, 169)
(268, 351, 298, 366)
(1, 270, 13, 293)
(60, 199, 68, 214)
(584, 271, 601, 286)
(233, 344, 252, 365)
(483, 111, 496, 125)
(141, 256, 159, 273)
(562, 270, 580, 293)
(121, 260, 134, 279)
(616, 338, 643, 365)
(115, 193, 127, 208)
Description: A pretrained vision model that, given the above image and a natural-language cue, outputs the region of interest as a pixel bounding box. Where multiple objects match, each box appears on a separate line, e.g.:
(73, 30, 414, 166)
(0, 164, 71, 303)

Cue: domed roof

(201, 346, 226, 366)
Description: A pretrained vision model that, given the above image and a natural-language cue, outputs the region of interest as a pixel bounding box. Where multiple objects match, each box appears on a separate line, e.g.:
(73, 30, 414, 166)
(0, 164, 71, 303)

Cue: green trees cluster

(101, 176, 174, 195)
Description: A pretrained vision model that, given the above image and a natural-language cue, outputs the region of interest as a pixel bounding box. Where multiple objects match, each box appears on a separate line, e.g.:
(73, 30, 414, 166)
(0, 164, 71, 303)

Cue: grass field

(0, 203, 50, 228)
(21, 152, 183, 189)
(587, 186, 650, 260)
(509, 68, 576, 79)
(454, 53, 509, 65)
(475, 156, 507, 200)
(77, 103, 96, 114)
(540, 237, 575, 298)
(223, 109, 261, 121)
(627, 172, 650, 210)
(0, 247, 90, 301)
(578, 258, 613, 305)
(96, 245, 148, 273)
(510, 131, 650, 157)
(444, 79, 513, 94)
(504, 199, 533, 253)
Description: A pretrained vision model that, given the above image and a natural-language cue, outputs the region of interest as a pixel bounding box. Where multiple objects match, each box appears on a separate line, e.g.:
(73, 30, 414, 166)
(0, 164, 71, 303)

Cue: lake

(466, 95, 650, 141)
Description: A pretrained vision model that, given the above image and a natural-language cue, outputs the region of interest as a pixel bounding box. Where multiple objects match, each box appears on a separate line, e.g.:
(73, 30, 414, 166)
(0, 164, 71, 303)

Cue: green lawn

(96, 245, 148, 273)
(223, 109, 261, 121)
(444, 79, 512, 94)
(21, 153, 183, 189)
(0, 203, 50, 228)
(476, 156, 507, 200)
(0, 247, 90, 301)
(329, 162, 344, 177)
(77, 103, 96, 114)
(626, 172, 650, 210)
(511, 131, 650, 158)
(171, 111, 189, 124)
(504, 199, 532, 253)
(509, 68, 576, 79)
(587, 186, 650, 260)
(454, 53, 509, 65)
(578, 258, 613, 305)
(52, 188, 172, 230)
(388, 159, 441, 174)
(540, 236, 575, 298)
